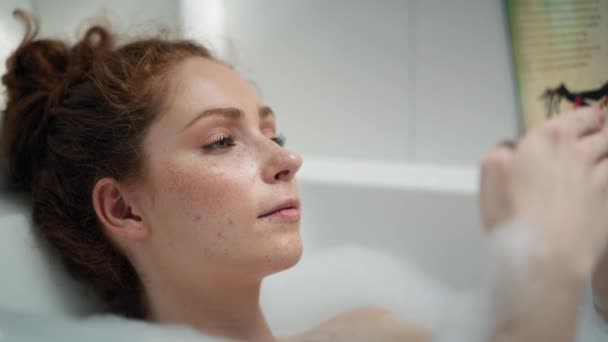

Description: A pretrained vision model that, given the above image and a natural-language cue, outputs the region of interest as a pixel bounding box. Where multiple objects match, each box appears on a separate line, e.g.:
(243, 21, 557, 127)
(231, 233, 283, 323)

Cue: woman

(2, 11, 608, 341)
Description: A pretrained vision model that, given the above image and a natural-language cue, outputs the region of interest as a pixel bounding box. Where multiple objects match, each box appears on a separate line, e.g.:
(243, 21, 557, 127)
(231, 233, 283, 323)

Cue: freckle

(194, 215, 201, 221)
(223, 247, 229, 255)
(227, 218, 233, 225)
(216, 231, 224, 239)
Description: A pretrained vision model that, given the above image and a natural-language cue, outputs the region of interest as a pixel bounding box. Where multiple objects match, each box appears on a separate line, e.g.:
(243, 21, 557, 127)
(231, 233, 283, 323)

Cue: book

(506, 0, 608, 131)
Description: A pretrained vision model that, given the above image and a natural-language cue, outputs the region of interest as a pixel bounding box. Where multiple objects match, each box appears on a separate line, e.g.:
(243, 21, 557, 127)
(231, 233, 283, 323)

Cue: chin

(262, 234, 303, 276)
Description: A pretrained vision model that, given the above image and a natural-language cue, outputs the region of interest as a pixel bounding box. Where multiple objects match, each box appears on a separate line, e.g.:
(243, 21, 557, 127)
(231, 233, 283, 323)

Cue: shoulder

(282, 307, 432, 342)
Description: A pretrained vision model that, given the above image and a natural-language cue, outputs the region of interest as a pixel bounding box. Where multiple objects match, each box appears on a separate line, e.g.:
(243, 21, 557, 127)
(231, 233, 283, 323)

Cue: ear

(92, 177, 150, 241)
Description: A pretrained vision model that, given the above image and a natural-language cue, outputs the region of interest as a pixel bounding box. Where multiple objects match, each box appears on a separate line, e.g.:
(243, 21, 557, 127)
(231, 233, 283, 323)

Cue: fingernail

(497, 139, 517, 149)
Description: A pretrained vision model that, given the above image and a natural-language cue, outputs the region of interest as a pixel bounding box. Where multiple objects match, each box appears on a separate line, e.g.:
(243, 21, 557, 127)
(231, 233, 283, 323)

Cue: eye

(271, 134, 286, 147)
(202, 134, 236, 151)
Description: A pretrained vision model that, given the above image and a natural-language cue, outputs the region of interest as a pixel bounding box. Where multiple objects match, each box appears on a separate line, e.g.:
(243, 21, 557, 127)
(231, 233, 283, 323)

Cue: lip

(258, 199, 301, 222)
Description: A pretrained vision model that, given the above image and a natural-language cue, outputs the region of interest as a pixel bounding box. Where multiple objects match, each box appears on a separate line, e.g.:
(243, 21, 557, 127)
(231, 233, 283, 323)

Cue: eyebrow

(183, 106, 275, 131)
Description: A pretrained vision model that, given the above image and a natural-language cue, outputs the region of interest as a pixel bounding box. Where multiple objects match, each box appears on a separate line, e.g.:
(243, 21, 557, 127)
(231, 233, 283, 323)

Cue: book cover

(506, 0, 608, 131)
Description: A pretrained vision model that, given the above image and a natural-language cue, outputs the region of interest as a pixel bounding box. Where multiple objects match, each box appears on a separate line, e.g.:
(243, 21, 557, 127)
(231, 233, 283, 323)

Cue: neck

(145, 273, 274, 341)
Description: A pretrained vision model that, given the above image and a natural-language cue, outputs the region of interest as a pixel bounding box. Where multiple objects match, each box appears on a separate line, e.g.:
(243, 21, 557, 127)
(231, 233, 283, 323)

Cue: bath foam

(0, 244, 450, 341)
(261, 244, 452, 336)
(260, 240, 608, 341)
(435, 220, 608, 342)
(0, 309, 221, 342)
(1, 236, 603, 340)
(576, 286, 608, 342)
(435, 221, 577, 342)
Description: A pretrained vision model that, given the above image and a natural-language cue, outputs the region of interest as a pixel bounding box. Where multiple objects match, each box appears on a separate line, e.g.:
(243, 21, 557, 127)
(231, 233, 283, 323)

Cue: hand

(480, 107, 608, 276)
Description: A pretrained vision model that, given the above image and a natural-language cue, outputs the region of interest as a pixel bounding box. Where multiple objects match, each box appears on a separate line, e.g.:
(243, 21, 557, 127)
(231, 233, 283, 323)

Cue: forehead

(160, 57, 261, 126)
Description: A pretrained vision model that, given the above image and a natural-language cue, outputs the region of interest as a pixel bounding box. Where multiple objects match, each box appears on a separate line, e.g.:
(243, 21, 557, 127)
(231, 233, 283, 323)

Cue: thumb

(480, 141, 516, 233)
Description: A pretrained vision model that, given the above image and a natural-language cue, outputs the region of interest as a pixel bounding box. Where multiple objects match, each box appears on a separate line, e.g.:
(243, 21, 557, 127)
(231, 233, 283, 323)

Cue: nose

(262, 143, 303, 183)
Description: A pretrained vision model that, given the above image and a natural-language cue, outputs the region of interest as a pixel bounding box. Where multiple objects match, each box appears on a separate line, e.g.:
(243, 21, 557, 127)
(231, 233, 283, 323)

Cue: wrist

(486, 220, 587, 342)
(490, 218, 590, 284)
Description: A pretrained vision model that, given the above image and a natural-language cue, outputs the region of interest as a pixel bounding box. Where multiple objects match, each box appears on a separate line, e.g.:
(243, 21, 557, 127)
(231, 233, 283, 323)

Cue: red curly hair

(1, 10, 215, 318)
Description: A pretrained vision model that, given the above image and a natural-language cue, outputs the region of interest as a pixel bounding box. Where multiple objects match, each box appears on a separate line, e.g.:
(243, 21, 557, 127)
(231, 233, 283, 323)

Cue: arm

(484, 221, 587, 342)
(477, 107, 608, 342)
(435, 220, 587, 342)
(281, 307, 431, 342)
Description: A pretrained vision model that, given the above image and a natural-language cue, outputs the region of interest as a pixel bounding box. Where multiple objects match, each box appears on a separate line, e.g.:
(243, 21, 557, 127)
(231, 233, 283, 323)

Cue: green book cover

(506, 0, 608, 131)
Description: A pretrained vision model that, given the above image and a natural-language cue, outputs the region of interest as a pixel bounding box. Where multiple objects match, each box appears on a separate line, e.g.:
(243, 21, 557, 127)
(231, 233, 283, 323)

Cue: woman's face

(131, 57, 303, 284)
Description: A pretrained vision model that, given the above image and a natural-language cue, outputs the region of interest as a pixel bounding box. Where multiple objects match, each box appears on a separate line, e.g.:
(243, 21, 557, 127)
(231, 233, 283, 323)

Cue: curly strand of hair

(12, 9, 39, 49)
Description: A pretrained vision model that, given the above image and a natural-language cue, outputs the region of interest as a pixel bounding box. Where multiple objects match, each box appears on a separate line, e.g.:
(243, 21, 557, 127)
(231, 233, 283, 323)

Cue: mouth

(258, 198, 301, 223)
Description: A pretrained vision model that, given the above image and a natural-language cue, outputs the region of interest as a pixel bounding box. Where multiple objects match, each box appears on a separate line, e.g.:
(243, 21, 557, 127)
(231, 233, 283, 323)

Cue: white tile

(222, 0, 412, 161)
(413, 0, 519, 164)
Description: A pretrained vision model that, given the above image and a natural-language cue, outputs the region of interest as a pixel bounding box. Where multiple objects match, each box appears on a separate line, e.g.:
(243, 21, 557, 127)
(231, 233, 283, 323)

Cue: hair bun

(1, 10, 112, 192)
(5, 10, 70, 102)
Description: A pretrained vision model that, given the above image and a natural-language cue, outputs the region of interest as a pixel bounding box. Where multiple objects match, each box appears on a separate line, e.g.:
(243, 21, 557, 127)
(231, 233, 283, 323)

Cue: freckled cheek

(156, 171, 250, 261)
(165, 167, 254, 232)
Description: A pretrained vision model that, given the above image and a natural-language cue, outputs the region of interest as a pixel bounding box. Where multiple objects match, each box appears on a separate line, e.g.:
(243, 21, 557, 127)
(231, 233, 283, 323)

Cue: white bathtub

(296, 157, 485, 290)
(0, 158, 606, 341)
(252, 157, 481, 335)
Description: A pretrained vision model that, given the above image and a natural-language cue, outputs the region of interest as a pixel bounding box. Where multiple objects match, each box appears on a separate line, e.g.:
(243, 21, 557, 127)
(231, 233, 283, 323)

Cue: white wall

(0, 0, 178, 109)
(3, 0, 520, 165)
(412, 1, 519, 164)
(218, 0, 412, 162)
(30, 0, 179, 39)
(210, 0, 520, 165)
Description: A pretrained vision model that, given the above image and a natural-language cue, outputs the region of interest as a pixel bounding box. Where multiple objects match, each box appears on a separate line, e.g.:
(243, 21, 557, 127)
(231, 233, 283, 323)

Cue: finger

(579, 129, 608, 164)
(559, 107, 605, 138)
(481, 143, 516, 175)
(497, 139, 518, 150)
(480, 145, 515, 233)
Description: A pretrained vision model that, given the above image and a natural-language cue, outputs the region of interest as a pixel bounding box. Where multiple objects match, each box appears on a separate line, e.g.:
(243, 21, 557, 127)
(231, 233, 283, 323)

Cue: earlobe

(92, 178, 150, 241)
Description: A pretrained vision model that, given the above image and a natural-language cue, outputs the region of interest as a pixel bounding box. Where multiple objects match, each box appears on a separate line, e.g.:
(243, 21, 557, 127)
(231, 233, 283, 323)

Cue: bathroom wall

(212, 0, 519, 165)
(3, 0, 519, 166)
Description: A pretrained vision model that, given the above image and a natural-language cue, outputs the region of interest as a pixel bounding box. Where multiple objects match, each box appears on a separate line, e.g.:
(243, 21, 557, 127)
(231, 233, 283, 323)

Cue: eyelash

(272, 134, 286, 147)
(201, 134, 286, 151)
(202, 134, 236, 151)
